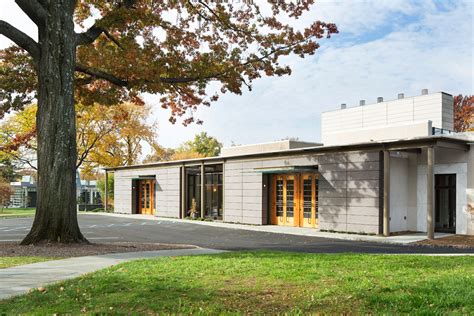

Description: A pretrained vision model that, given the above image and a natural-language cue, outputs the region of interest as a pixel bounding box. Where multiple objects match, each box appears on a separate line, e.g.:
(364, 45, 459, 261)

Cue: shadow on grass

(1, 251, 473, 314)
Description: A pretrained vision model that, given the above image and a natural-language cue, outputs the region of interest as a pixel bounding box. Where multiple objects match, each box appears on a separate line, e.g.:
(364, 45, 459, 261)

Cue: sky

(0, 0, 473, 150)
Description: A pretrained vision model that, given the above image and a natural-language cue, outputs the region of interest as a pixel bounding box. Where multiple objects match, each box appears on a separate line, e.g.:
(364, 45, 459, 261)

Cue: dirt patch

(0, 242, 196, 258)
(415, 235, 474, 249)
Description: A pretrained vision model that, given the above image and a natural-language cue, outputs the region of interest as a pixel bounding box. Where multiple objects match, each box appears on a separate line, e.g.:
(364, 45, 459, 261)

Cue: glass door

(271, 173, 318, 228)
(435, 174, 456, 233)
(271, 174, 298, 227)
(299, 174, 318, 228)
(138, 179, 155, 215)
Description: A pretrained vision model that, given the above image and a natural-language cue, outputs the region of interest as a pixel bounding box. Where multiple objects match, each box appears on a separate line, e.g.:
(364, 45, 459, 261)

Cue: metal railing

(432, 127, 453, 135)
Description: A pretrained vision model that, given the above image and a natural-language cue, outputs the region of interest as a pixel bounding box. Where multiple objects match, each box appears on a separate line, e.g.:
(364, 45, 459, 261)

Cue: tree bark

(21, 1, 87, 245)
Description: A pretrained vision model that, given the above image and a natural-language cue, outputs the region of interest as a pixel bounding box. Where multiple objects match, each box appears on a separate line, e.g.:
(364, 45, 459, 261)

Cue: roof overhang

(104, 135, 471, 172)
(253, 165, 318, 174)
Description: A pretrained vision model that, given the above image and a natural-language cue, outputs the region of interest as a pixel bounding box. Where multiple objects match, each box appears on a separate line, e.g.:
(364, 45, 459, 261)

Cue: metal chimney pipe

(421, 89, 428, 95)
(341, 103, 347, 109)
(377, 97, 384, 103)
(359, 100, 365, 106)
(398, 93, 404, 99)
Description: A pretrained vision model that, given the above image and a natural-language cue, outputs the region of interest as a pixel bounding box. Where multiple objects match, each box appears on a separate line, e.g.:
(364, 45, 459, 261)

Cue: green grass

(0, 208, 36, 218)
(0, 256, 56, 269)
(0, 251, 472, 314)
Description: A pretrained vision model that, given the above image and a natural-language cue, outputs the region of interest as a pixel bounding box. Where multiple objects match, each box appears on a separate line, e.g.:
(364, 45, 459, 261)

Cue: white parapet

(322, 121, 433, 146)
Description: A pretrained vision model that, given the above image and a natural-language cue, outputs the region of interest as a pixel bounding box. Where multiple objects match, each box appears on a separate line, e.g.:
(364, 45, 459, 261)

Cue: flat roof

(104, 134, 472, 172)
(322, 91, 453, 114)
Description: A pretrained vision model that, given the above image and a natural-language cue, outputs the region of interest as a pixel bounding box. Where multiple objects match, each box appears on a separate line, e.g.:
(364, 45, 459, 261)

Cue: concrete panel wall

(321, 92, 451, 145)
(390, 156, 409, 232)
(114, 176, 132, 214)
(318, 151, 381, 234)
(113, 166, 180, 218)
(223, 151, 381, 234)
(155, 167, 181, 218)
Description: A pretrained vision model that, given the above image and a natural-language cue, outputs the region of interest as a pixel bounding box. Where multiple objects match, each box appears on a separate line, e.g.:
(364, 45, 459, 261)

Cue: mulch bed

(0, 242, 196, 258)
(415, 235, 474, 249)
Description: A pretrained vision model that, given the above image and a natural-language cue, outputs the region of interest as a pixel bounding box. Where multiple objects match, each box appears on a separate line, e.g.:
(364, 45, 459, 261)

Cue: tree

(0, 156, 18, 183)
(144, 132, 221, 162)
(453, 95, 474, 132)
(0, 1, 337, 244)
(0, 178, 13, 213)
(84, 103, 158, 169)
(0, 102, 158, 175)
(143, 144, 176, 163)
(179, 132, 222, 157)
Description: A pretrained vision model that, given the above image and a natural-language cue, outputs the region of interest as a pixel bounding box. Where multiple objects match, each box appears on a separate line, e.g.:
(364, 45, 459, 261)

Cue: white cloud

(1, 0, 472, 151)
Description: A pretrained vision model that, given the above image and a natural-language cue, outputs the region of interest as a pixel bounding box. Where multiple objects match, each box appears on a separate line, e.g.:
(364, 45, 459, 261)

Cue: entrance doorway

(270, 173, 318, 228)
(435, 174, 456, 233)
(138, 179, 155, 215)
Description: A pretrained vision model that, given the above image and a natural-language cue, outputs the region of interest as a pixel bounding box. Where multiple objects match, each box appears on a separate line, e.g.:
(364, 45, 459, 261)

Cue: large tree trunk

(21, 1, 87, 245)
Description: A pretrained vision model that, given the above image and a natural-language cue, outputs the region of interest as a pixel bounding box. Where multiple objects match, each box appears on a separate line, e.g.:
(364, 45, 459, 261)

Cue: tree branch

(75, 25, 104, 46)
(75, 36, 313, 88)
(75, 0, 136, 47)
(0, 20, 39, 61)
(75, 64, 128, 86)
(15, 0, 47, 26)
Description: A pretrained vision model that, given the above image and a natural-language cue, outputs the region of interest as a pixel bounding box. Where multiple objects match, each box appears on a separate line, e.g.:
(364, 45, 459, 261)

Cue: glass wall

(186, 167, 201, 217)
(185, 164, 223, 220)
(204, 165, 223, 219)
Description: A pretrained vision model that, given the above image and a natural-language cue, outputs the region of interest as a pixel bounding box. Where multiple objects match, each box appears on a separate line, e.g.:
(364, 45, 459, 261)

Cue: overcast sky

(1, 0, 472, 149)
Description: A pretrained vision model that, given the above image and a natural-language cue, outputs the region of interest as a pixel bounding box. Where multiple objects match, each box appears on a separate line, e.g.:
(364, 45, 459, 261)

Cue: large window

(185, 164, 223, 220)
(204, 165, 223, 219)
(186, 167, 201, 217)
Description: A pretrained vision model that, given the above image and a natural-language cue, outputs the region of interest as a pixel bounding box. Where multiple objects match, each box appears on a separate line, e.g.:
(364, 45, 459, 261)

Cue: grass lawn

(0, 208, 36, 218)
(0, 251, 473, 314)
(0, 256, 56, 269)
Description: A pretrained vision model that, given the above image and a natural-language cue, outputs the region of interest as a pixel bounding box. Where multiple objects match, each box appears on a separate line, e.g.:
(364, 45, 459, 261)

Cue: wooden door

(138, 179, 155, 215)
(271, 173, 318, 228)
(271, 174, 298, 227)
(299, 174, 318, 228)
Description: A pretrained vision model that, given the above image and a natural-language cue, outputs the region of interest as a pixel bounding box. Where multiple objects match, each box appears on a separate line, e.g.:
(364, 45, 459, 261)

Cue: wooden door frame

(138, 179, 155, 215)
(270, 173, 318, 228)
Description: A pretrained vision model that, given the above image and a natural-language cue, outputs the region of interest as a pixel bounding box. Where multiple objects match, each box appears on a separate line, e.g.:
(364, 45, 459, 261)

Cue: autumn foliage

(1, 1, 338, 124)
(0, 103, 159, 173)
(0, 1, 337, 244)
(453, 95, 474, 132)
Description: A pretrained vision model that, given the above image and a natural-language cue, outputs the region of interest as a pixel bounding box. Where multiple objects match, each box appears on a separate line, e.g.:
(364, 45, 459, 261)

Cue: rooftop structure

(321, 90, 454, 146)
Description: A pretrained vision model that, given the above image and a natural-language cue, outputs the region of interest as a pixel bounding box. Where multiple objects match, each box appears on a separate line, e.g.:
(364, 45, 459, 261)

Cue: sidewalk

(0, 248, 224, 300)
(87, 212, 451, 245)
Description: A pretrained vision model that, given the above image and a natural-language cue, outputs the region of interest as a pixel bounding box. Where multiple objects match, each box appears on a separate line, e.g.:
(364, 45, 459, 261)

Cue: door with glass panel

(271, 174, 297, 227)
(299, 174, 318, 228)
(138, 179, 155, 215)
(271, 173, 318, 228)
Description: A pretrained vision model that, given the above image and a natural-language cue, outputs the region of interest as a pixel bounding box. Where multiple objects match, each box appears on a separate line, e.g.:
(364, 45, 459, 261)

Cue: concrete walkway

(0, 247, 223, 300)
(88, 212, 451, 245)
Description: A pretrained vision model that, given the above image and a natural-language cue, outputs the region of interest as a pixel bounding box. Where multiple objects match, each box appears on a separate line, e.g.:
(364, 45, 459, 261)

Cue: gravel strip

(415, 235, 474, 249)
(0, 242, 195, 258)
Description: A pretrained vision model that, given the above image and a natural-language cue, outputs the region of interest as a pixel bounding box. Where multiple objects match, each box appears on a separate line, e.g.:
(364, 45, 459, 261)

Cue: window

(185, 164, 223, 220)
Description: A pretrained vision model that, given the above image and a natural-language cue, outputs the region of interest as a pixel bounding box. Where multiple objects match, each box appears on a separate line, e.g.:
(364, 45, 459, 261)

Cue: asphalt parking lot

(1, 214, 473, 254)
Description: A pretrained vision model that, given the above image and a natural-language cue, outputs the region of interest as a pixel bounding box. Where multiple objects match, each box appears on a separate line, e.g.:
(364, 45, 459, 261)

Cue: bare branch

(15, 0, 47, 26)
(0, 20, 39, 61)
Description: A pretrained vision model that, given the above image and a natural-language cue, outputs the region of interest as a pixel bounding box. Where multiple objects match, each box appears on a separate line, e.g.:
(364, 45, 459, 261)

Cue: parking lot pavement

(1, 214, 473, 254)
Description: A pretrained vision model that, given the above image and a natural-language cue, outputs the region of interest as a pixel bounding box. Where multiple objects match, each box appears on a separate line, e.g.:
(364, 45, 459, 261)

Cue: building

(105, 90, 474, 237)
(9, 174, 102, 210)
(9, 176, 37, 208)
(77, 179, 103, 211)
